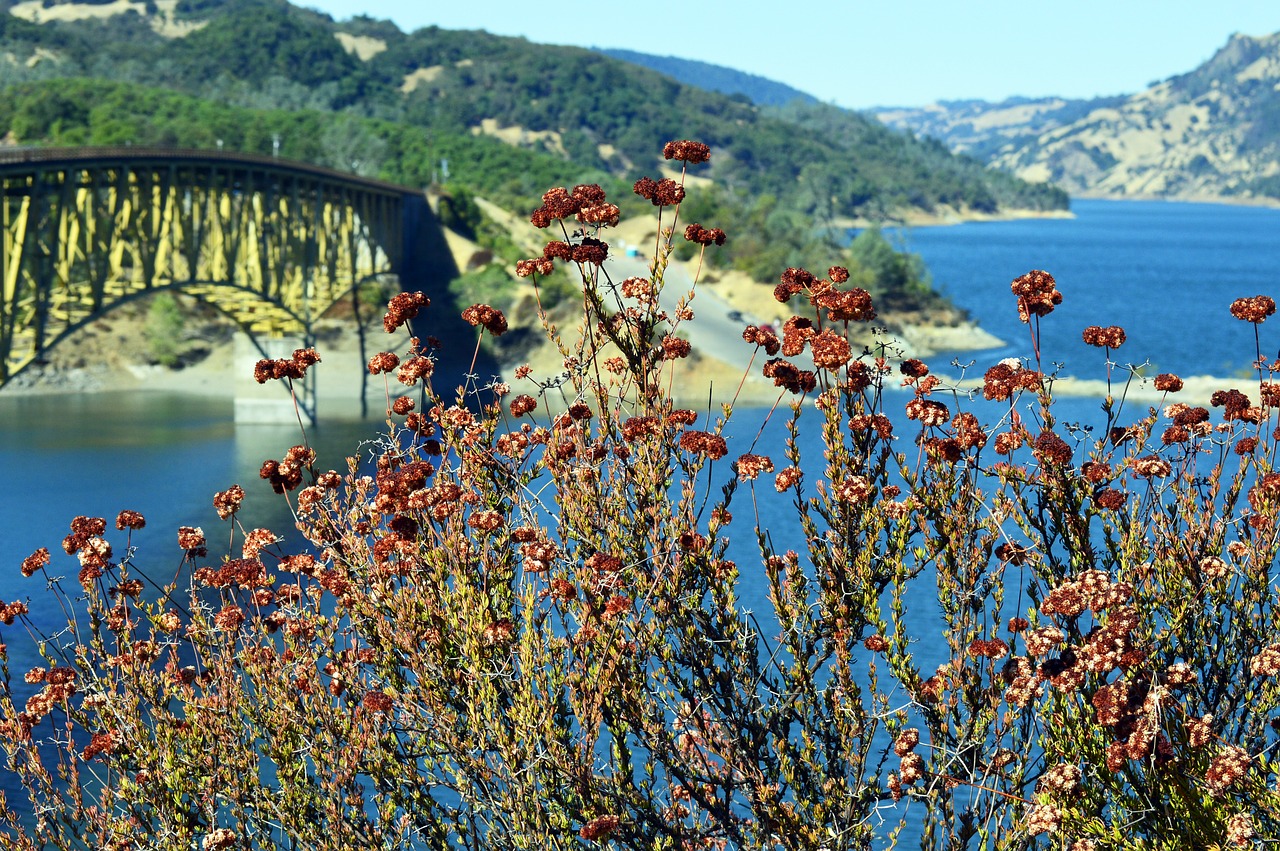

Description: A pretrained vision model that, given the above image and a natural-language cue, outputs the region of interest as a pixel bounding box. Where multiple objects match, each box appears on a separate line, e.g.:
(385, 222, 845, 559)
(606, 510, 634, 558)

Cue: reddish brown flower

(579, 814, 621, 841)
(678, 431, 728, 460)
(383, 291, 430, 334)
(177, 526, 206, 556)
(213, 484, 245, 520)
(114, 510, 146, 531)
(905, 397, 949, 427)
(1229, 295, 1276, 323)
(762, 359, 816, 395)
(1033, 431, 1073, 467)
(742, 325, 781, 356)
(810, 329, 852, 370)
(1205, 745, 1251, 796)
(1095, 488, 1125, 510)
(572, 237, 609, 266)
(1133, 455, 1172, 478)
(1154, 373, 1183, 392)
(734, 453, 774, 481)
(780, 316, 816, 357)
(20, 548, 49, 578)
(661, 335, 692, 360)
(362, 691, 394, 714)
(1010, 269, 1062, 322)
(662, 139, 711, 164)
(367, 351, 400, 375)
(683, 223, 727, 246)
(1082, 325, 1126, 349)
(461, 303, 508, 336)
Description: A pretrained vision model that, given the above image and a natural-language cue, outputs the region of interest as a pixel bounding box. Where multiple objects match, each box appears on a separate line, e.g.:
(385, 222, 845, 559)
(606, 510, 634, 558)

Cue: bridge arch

(0, 147, 427, 386)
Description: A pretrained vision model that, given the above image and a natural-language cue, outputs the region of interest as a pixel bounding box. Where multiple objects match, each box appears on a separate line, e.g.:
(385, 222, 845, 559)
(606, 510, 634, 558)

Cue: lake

(890, 198, 1280, 379)
(1, 197, 1278, 842)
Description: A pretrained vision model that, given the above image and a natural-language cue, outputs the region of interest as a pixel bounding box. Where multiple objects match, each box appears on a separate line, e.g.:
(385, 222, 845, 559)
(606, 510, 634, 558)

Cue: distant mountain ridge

(874, 95, 1126, 163)
(596, 48, 819, 108)
(876, 32, 1280, 202)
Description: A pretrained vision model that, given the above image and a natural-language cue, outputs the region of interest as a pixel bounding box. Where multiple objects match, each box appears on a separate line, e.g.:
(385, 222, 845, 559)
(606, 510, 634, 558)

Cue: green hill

(0, 0, 1070, 320)
(0, 0, 1065, 216)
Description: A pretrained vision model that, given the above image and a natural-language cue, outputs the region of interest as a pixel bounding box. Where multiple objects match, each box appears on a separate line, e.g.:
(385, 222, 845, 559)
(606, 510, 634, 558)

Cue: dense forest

(0, 0, 1068, 300)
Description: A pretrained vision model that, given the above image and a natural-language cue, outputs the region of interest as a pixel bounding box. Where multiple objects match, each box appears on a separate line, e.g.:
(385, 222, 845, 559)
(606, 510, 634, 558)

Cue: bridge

(0, 146, 446, 413)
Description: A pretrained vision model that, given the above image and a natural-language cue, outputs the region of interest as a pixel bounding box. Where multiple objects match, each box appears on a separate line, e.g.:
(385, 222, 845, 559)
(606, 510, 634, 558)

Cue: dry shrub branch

(2, 141, 1280, 850)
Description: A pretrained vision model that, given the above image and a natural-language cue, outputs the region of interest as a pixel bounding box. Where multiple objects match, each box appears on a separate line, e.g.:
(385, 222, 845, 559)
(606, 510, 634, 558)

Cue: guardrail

(0, 145, 416, 196)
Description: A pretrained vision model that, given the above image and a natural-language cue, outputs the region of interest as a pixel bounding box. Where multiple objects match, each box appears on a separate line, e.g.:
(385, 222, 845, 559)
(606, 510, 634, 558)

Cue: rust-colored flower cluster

(1229, 294, 1276, 323)
(579, 814, 621, 841)
(742, 324, 781, 355)
(253, 347, 321, 384)
(1010, 269, 1062, 323)
(762, 358, 816, 395)
(529, 184, 607, 228)
(461, 303, 508, 336)
(678, 431, 728, 460)
(683, 223, 726, 246)
(663, 139, 711, 163)
(20, 547, 50, 578)
(213, 484, 245, 520)
(734, 453, 774, 481)
(256, 445, 314, 495)
(982, 360, 1042, 401)
(383, 291, 430, 334)
(632, 177, 685, 207)
(1205, 745, 1251, 796)
(1082, 325, 1126, 349)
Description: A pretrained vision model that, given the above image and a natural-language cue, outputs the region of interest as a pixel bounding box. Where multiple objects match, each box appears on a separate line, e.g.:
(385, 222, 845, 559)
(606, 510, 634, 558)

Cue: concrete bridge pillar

(233, 335, 314, 424)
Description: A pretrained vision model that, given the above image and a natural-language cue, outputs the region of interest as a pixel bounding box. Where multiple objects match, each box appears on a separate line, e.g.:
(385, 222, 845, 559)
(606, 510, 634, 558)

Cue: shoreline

(2, 324, 1253, 415)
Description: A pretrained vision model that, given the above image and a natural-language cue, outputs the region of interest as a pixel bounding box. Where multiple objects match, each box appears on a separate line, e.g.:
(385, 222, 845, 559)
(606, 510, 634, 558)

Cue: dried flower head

(662, 139, 711, 164)
(683, 223, 727, 246)
(1229, 295, 1276, 323)
(1011, 269, 1063, 322)
(1082, 325, 1126, 349)
(579, 814, 621, 841)
(383, 291, 430, 334)
(461, 303, 509, 336)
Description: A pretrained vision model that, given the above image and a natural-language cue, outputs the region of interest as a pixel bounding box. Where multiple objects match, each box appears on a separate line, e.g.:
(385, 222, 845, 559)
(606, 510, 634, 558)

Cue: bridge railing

(0, 145, 416, 197)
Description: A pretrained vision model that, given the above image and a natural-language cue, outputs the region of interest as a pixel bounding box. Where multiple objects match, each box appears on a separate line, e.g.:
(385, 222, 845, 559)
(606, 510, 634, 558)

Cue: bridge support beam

(1, 148, 415, 392)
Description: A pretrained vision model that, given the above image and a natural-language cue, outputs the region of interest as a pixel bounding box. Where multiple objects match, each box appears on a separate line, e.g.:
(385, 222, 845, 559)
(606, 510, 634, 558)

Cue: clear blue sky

(301, 1, 1280, 108)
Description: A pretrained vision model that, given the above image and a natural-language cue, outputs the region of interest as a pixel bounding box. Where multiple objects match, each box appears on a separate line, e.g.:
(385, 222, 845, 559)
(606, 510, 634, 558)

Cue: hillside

(0, 0, 1066, 221)
(875, 95, 1125, 163)
(597, 46, 1068, 218)
(596, 48, 819, 108)
(875, 32, 1280, 202)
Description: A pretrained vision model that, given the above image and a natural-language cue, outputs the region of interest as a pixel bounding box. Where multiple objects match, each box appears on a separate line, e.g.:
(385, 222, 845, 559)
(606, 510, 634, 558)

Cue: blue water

(1, 198, 1278, 842)
(889, 199, 1280, 380)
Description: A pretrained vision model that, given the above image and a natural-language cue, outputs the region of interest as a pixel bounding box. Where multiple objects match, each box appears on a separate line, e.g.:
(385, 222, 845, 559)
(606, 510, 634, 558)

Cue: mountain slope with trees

(1, 0, 1066, 220)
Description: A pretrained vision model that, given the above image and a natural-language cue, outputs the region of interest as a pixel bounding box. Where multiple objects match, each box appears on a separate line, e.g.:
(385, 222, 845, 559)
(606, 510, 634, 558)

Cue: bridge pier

(233, 335, 316, 425)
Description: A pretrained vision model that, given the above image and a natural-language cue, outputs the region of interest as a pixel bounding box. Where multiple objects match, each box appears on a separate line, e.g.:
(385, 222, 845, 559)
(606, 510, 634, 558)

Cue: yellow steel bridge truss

(0, 148, 411, 383)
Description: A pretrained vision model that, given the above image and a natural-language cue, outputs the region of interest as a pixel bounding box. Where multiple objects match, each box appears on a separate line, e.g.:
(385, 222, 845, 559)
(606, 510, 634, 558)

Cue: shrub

(143, 290, 186, 368)
(2, 141, 1279, 850)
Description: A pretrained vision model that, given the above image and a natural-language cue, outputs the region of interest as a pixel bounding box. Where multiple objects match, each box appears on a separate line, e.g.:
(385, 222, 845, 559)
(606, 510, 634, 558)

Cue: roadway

(602, 252, 769, 378)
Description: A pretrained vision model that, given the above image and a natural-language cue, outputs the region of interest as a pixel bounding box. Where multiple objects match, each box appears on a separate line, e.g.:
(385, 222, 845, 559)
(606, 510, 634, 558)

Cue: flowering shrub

(2, 141, 1280, 850)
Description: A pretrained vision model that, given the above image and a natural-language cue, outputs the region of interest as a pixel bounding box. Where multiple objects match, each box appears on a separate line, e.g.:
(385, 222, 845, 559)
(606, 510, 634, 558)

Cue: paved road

(602, 254, 767, 376)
